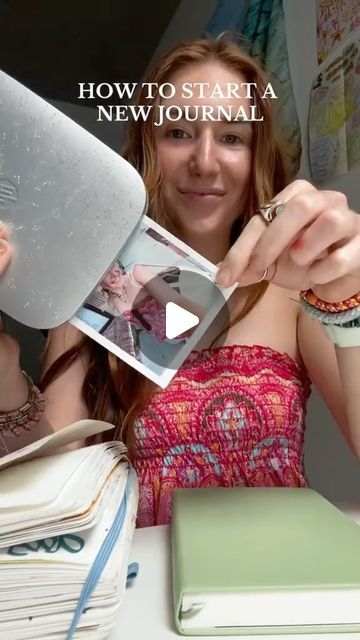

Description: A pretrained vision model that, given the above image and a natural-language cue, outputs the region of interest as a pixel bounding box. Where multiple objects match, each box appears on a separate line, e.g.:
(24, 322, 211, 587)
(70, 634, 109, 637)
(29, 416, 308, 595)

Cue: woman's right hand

(0, 222, 12, 277)
(0, 222, 21, 380)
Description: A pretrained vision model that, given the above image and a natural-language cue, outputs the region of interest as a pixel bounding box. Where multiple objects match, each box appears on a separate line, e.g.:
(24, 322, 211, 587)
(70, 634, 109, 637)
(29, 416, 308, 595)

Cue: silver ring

(256, 200, 286, 225)
(256, 268, 268, 283)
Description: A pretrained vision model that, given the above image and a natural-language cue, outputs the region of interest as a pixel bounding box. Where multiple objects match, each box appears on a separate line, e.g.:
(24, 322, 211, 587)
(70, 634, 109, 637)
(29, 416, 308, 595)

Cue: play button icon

(165, 302, 199, 339)
(129, 267, 230, 373)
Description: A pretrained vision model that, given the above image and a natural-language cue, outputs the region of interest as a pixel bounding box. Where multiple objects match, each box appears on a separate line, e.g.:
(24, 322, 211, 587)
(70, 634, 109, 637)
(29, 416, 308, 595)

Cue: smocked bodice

(132, 344, 311, 527)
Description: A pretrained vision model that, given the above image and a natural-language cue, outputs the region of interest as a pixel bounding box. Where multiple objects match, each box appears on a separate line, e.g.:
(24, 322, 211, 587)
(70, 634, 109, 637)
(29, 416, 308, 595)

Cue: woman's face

(155, 62, 253, 238)
(101, 265, 126, 290)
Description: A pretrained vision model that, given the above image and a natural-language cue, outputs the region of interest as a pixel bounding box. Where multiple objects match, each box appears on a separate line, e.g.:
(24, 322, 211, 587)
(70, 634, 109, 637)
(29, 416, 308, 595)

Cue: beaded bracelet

(299, 298, 360, 325)
(342, 317, 360, 328)
(0, 371, 45, 439)
(300, 289, 360, 313)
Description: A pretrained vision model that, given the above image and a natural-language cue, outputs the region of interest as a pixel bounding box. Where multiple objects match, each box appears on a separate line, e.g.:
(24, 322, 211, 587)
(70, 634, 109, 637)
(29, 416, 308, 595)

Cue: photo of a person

(101, 312, 139, 359)
(100, 260, 203, 342)
(72, 214, 220, 384)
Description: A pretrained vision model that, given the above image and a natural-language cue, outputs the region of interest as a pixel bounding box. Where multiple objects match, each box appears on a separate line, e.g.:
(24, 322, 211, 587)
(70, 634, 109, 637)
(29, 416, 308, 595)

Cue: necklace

(104, 273, 133, 303)
(107, 286, 128, 302)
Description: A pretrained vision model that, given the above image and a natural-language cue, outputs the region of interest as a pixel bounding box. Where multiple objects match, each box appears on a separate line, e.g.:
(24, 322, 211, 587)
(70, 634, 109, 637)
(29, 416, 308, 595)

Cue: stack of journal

(172, 487, 360, 635)
(0, 420, 139, 640)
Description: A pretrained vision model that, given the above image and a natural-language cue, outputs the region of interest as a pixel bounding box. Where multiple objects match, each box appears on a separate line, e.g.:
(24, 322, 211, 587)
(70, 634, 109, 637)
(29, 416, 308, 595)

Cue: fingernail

(216, 266, 233, 288)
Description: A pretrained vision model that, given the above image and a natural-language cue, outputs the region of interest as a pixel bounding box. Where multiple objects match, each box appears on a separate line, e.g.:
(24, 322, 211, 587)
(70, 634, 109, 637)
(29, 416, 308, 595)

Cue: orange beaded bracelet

(300, 289, 360, 314)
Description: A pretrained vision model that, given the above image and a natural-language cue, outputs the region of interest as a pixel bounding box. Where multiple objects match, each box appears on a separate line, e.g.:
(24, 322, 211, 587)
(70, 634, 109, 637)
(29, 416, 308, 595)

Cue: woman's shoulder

(48, 323, 83, 349)
(266, 283, 300, 316)
(44, 323, 85, 372)
(226, 283, 301, 365)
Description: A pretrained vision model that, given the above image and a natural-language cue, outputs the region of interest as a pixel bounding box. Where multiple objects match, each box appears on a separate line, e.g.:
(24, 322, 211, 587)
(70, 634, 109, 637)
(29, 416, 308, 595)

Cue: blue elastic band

(65, 465, 136, 640)
(126, 561, 139, 586)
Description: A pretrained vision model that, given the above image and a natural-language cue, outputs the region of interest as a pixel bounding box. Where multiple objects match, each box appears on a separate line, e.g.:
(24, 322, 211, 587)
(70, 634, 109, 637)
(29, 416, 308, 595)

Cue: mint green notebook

(171, 487, 360, 635)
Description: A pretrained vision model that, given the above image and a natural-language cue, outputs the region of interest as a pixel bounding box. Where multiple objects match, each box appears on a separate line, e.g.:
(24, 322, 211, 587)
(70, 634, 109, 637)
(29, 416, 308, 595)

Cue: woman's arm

(297, 308, 360, 459)
(0, 323, 89, 453)
(0, 224, 90, 452)
(132, 264, 205, 319)
(0, 229, 29, 412)
(335, 345, 360, 456)
(217, 180, 360, 459)
(41, 324, 90, 429)
(0, 327, 29, 412)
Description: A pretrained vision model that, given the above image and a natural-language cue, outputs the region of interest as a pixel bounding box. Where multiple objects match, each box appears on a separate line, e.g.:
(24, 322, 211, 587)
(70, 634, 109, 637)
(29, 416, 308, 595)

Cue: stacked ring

(256, 200, 286, 225)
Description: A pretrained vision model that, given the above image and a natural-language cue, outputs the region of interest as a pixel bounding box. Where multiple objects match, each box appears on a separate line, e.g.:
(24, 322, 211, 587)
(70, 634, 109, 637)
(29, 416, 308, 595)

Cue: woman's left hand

(217, 180, 360, 301)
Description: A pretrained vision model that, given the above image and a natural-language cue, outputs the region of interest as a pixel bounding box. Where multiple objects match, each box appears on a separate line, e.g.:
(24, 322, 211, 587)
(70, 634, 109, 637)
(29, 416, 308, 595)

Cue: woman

(99, 261, 196, 342)
(0, 37, 359, 526)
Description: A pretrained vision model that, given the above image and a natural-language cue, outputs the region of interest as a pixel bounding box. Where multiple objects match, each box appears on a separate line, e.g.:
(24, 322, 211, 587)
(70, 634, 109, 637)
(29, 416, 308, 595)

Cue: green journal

(171, 487, 360, 635)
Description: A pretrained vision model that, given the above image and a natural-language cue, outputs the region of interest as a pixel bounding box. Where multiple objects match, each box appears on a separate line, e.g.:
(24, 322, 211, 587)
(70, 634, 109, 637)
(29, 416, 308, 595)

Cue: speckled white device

(0, 70, 146, 329)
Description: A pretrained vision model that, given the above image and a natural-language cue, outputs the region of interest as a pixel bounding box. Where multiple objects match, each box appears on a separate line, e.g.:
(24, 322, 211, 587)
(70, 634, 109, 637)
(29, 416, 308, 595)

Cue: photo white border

(71, 215, 236, 388)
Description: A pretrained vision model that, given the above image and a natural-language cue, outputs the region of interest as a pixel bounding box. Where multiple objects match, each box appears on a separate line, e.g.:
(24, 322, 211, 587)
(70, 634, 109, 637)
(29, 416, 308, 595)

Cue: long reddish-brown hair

(40, 35, 289, 446)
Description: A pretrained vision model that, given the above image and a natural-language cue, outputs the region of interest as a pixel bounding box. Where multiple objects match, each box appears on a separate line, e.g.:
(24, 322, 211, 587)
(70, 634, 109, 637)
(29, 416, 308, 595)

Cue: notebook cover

(171, 487, 360, 635)
(0, 419, 116, 471)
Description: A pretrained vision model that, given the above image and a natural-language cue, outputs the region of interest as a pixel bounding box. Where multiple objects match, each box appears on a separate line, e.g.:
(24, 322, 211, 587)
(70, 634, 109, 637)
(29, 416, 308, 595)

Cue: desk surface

(111, 504, 360, 640)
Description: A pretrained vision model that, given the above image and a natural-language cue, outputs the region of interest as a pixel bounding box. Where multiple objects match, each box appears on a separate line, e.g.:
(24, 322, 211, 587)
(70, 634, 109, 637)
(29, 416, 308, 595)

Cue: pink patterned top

(123, 295, 167, 342)
(132, 344, 312, 528)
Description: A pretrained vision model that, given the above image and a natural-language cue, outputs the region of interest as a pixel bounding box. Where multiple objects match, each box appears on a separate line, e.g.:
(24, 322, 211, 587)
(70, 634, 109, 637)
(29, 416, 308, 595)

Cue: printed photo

(71, 216, 234, 387)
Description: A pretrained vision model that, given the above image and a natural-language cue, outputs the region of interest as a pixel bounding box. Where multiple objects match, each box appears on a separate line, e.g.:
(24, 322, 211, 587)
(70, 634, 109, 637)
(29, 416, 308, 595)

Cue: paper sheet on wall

(309, 34, 360, 184)
(316, 0, 360, 64)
